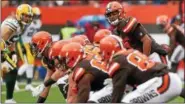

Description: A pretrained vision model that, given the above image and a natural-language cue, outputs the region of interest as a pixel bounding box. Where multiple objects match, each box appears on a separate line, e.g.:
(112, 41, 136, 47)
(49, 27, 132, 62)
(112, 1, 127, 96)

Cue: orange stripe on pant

(157, 73, 170, 94)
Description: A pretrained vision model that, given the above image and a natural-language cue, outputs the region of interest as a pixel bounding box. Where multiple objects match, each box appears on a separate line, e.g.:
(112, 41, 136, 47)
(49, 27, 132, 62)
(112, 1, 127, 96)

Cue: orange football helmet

(99, 35, 125, 62)
(31, 31, 52, 55)
(93, 29, 111, 45)
(71, 35, 87, 46)
(78, 35, 91, 44)
(48, 40, 70, 60)
(59, 42, 85, 68)
(105, 1, 125, 26)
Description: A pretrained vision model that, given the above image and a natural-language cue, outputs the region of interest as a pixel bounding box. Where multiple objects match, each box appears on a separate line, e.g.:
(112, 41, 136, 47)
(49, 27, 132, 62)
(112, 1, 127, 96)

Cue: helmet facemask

(101, 50, 115, 64)
(105, 9, 121, 26)
(31, 40, 50, 57)
(20, 13, 33, 25)
(53, 56, 67, 71)
(62, 49, 86, 70)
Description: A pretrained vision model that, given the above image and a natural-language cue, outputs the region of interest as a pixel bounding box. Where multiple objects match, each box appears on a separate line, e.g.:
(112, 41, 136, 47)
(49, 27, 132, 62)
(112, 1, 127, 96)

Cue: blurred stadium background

(1, 0, 184, 103)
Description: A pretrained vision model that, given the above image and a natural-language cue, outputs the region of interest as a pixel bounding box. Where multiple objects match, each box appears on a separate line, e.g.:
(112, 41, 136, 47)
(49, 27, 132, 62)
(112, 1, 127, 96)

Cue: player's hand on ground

(32, 84, 45, 97)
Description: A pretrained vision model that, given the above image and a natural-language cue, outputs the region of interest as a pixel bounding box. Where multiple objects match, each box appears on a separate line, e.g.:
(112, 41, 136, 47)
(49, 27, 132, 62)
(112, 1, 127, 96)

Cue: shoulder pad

(73, 67, 86, 82)
(122, 17, 138, 33)
(113, 49, 134, 58)
(2, 18, 19, 32)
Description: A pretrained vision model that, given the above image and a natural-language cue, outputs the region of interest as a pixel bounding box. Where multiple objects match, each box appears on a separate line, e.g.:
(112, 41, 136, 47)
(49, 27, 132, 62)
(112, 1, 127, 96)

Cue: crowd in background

(2, 0, 181, 7)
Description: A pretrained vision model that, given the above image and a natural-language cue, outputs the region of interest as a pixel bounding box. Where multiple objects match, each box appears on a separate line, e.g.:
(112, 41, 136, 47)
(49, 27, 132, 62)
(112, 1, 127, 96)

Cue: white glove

(32, 84, 45, 97)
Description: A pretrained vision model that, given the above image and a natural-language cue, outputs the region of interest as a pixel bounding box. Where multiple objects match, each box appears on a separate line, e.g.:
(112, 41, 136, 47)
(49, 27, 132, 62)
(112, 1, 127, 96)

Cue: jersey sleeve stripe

(4, 22, 17, 31)
(5, 21, 18, 29)
(6, 25, 17, 31)
(74, 68, 85, 82)
(108, 62, 120, 77)
(123, 18, 137, 33)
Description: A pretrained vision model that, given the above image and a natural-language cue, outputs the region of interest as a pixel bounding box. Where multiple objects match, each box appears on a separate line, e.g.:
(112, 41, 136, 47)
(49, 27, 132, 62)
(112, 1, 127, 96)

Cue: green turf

(1, 84, 66, 103)
(1, 84, 184, 103)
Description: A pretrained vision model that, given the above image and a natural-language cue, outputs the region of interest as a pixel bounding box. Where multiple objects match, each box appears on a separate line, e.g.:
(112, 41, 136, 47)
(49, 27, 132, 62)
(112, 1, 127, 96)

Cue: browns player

(156, 15, 185, 51)
(50, 35, 112, 103)
(156, 15, 185, 72)
(105, 1, 169, 64)
(30, 31, 70, 102)
(58, 42, 110, 103)
(99, 35, 183, 103)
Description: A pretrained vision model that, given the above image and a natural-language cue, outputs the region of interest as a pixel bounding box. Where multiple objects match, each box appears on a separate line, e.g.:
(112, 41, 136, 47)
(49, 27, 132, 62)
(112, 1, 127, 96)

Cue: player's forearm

(37, 86, 51, 103)
(51, 69, 65, 81)
(44, 69, 67, 87)
(43, 69, 55, 87)
(142, 36, 152, 56)
(169, 36, 176, 54)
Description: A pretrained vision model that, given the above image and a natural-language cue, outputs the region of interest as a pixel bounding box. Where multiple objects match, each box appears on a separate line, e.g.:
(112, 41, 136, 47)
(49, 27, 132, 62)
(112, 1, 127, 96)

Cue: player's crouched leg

(56, 75, 69, 99)
(121, 72, 182, 103)
(4, 69, 17, 102)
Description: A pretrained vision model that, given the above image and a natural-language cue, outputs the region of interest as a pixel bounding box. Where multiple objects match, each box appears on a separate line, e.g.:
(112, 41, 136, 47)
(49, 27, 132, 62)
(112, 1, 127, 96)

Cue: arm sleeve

(133, 24, 148, 40)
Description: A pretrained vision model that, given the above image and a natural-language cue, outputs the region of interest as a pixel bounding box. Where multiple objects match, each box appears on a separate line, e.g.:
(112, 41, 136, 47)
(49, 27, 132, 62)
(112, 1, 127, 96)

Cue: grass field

(1, 82, 184, 103)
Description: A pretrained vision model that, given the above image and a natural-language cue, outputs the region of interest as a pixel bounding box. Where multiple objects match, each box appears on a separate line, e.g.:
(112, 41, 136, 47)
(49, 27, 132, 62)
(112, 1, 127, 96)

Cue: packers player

(16, 7, 42, 90)
(1, 46, 17, 103)
(1, 4, 33, 103)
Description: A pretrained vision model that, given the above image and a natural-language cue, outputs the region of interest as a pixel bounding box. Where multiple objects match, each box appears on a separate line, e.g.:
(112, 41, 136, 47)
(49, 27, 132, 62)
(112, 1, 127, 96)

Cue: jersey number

(127, 51, 155, 71)
(27, 28, 39, 36)
(90, 59, 107, 73)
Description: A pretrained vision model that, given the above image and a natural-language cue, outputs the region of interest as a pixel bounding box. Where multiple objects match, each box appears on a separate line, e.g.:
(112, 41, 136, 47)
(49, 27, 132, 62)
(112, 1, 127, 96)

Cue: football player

(99, 35, 183, 103)
(1, 45, 17, 103)
(43, 34, 112, 103)
(30, 31, 71, 103)
(16, 7, 42, 90)
(156, 15, 185, 73)
(58, 42, 109, 103)
(1, 4, 33, 103)
(104, 1, 169, 64)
